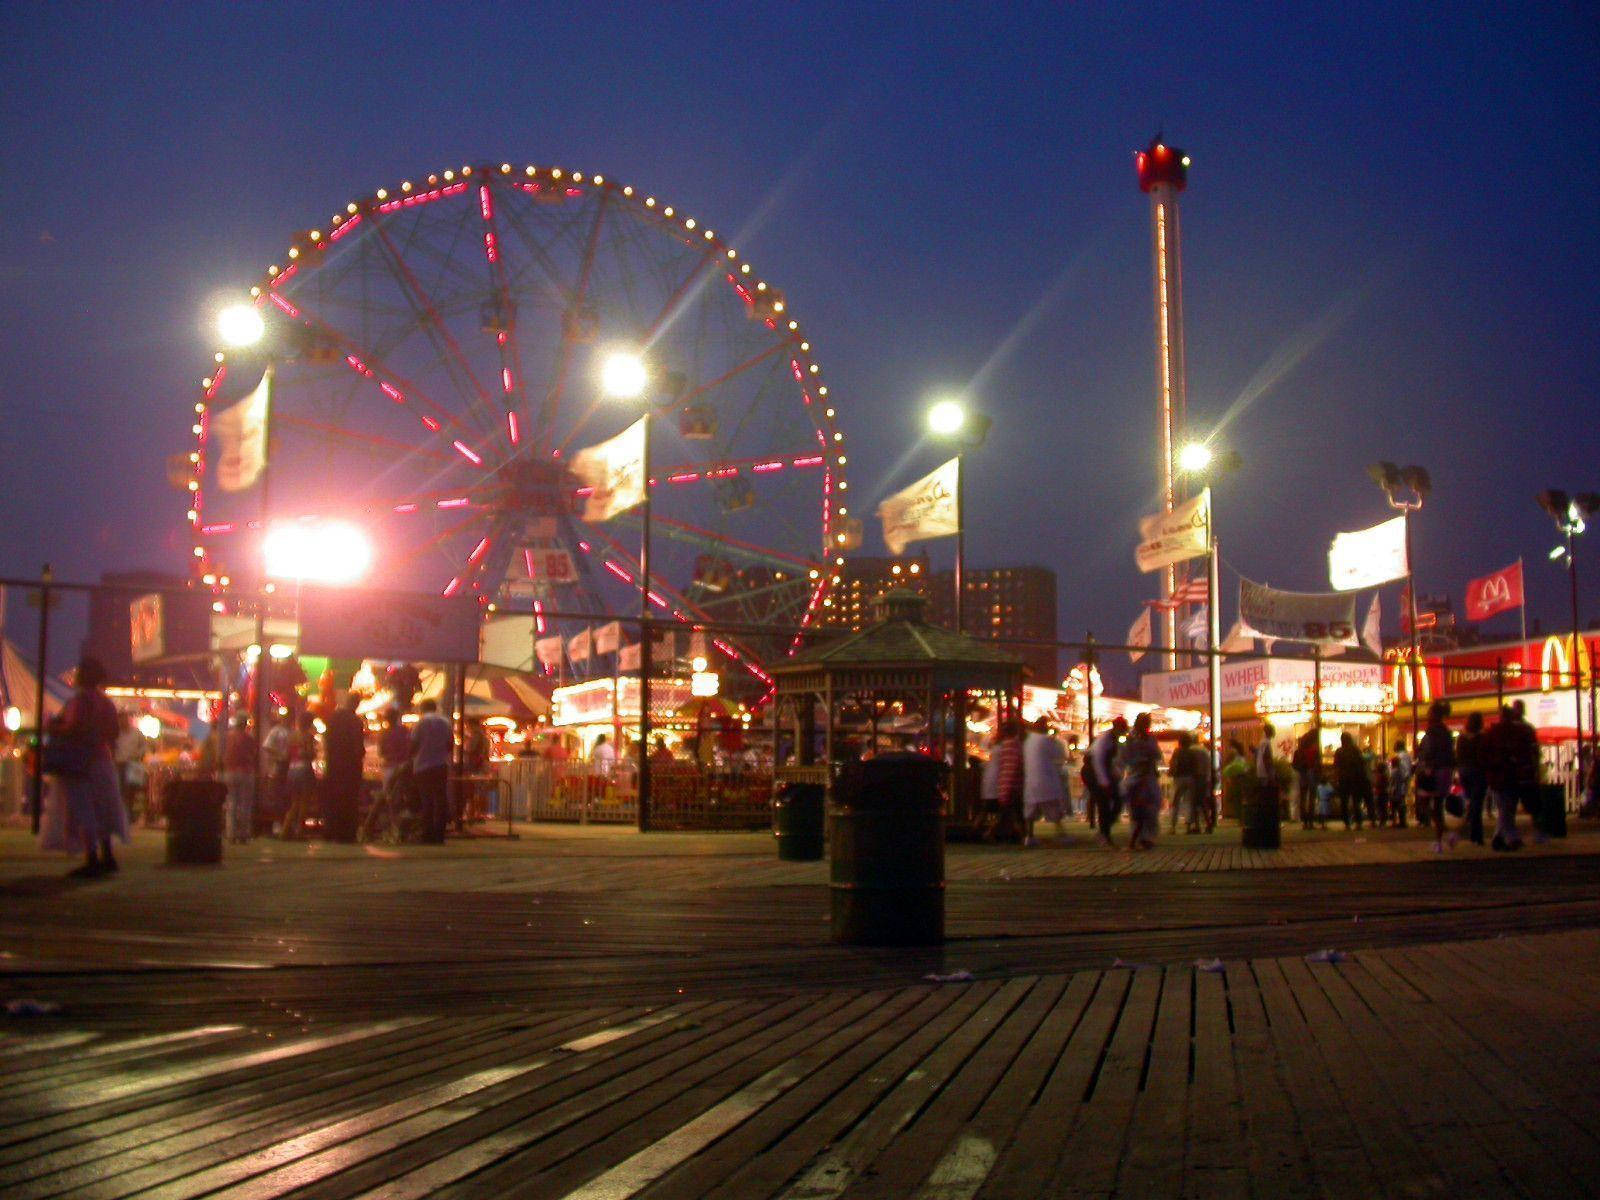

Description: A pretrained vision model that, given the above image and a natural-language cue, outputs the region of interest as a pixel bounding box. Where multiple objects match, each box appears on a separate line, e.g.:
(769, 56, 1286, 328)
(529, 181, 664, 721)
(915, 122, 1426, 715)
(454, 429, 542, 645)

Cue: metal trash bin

(165, 780, 226, 865)
(773, 782, 825, 861)
(1538, 782, 1567, 839)
(1240, 780, 1282, 849)
(829, 754, 944, 946)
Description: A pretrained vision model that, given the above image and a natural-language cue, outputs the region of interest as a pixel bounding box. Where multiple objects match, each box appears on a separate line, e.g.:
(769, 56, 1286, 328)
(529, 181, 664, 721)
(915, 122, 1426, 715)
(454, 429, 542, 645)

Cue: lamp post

(1539, 490, 1599, 764)
(1367, 462, 1431, 740)
(925, 397, 990, 635)
(1179, 441, 1239, 801)
(599, 349, 659, 832)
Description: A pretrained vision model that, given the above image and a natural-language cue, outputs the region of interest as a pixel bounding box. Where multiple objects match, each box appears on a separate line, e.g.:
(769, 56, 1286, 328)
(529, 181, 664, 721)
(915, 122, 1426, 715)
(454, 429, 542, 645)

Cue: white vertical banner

(878, 457, 960, 555)
(1361, 592, 1384, 657)
(535, 636, 564, 667)
(618, 642, 640, 672)
(1126, 608, 1152, 663)
(566, 627, 592, 664)
(214, 366, 272, 492)
(1135, 488, 1210, 573)
(1328, 516, 1408, 591)
(593, 621, 622, 656)
(572, 416, 647, 522)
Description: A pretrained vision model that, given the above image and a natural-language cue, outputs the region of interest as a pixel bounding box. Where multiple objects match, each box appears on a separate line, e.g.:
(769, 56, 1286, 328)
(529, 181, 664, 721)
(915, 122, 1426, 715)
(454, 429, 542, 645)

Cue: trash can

(829, 754, 944, 946)
(1240, 780, 1281, 849)
(165, 780, 226, 865)
(1538, 782, 1568, 839)
(773, 781, 825, 861)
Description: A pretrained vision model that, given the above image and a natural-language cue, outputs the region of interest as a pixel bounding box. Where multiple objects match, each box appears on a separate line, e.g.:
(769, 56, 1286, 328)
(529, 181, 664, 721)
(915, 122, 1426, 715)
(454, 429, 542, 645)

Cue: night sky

(3, 3, 1598, 684)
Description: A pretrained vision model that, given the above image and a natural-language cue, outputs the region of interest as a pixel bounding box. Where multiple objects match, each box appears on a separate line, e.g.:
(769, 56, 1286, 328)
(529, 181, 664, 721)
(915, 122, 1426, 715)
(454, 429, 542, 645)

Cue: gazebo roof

(771, 590, 1024, 694)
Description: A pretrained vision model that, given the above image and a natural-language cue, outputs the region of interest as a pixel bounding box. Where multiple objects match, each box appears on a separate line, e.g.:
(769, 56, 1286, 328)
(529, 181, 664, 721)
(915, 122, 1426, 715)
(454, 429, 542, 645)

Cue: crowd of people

(975, 697, 1592, 853)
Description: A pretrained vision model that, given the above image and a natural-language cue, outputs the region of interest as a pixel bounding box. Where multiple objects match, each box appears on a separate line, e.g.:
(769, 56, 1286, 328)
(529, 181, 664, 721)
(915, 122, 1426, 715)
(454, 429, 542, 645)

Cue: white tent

(0, 638, 66, 725)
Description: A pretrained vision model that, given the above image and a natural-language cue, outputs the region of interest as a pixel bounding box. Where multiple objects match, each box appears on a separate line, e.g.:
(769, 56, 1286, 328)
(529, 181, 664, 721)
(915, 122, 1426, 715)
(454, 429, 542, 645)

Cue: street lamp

(923, 396, 991, 635)
(1539, 489, 1600, 758)
(218, 302, 266, 349)
(599, 348, 662, 832)
(1180, 441, 1239, 798)
(1367, 461, 1430, 739)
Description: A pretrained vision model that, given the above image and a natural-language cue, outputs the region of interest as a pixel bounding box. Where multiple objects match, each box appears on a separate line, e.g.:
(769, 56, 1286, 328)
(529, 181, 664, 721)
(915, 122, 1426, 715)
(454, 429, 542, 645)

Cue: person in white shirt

(1022, 718, 1067, 845)
(591, 734, 616, 779)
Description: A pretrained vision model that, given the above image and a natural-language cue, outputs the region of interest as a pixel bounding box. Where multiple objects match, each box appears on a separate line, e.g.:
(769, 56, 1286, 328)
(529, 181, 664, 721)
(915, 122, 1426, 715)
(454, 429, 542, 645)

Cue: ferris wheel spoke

(386, 507, 487, 581)
(272, 290, 497, 468)
(273, 414, 455, 465)
(641, 246, 719, 342)
(367, 214, 504, 441)
(534, 189, 613, 455)
(641, 512, 822, 573)
(475, 180, 532, 449)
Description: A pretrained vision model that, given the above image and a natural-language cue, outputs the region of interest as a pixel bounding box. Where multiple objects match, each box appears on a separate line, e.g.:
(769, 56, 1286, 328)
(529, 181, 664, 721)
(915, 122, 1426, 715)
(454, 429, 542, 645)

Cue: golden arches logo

(1387, 651, 1433, 705)
(1540, 634, 1593, 691)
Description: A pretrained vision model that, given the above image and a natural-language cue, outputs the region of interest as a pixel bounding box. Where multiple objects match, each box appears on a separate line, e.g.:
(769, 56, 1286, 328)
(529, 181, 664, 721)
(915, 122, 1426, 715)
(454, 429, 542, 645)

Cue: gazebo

(768, 590, 1026, 820)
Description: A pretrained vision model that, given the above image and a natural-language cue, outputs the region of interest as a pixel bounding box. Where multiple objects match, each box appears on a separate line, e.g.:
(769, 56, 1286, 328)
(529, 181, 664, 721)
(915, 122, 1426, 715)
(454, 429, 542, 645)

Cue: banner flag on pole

(566, 627, 592, 664)
(214, 366, 272, 492)
(572, 416, 647, 522)
(535, 636, 564, 667)
(878, 457, 959, 555)
(618, 642, 640, 672)
(1181, 609, 1207, 642)
(1328, 515, 1408, 591)
(1465, 560, 1524, 622)
(1219, 619, 1257, 655)
(1238, 577, 1358, 645)
(593, 620, 622, 655)
(1361, 592, 1383, 657)
(1135, 488, 1210, 573)
(1171, 576, 1209, 605)
(1126, 608, 1152, 663)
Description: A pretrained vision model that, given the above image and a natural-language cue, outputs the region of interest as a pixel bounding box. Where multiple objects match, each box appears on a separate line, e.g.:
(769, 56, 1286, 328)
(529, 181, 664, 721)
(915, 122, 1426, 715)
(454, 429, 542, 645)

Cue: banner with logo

(878, 457, 959, 555)
(535, 636, 564, 668)
(1239, 577, 1358, 645)
(526, 548, 578, 583)
(1328, 515, 1407, 591)
(617, 631, 675, 673)
(213, 367, 272, 492)
(593, 620, 622, 655)
(1361, 592, 1383, 656)
(1126, 608, 1152, 663)
(1135, 488, 1210, 573)
(1465, 560, 1523, 622)
(572, 416, 646, 522)
(566, 627, 592, 664)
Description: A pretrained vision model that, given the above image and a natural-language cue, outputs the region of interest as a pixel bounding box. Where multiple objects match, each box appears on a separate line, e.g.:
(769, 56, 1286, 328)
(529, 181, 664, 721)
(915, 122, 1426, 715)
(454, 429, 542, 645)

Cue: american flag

(1171, 577, 1210, 605)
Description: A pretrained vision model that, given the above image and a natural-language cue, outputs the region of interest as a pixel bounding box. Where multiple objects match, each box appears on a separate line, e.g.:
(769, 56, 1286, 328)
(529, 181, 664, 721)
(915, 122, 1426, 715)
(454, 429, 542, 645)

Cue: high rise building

(815, 552, 935, 631)
(929, 565, 1058, 684)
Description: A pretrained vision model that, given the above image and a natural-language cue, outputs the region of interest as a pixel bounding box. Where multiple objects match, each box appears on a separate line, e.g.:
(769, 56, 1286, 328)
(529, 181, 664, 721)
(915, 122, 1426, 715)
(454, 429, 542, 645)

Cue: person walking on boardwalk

(1086, 716, 1128, 847)
(1167, 730, 1211, 833)
(989, 717, 1025, 844)
(1510, 699, 1546, 842)
(1292, 726, 1320, 830)
(1333, 731, 1372, 830)
(43, 656, 128, 878)
(1484, 704, 1522, 851)
(411, 697, 454, 844)
(1456, 711, 1489, 846)
(1117, 711, 1163, 850)
(1254, 721, 1280, 821)
(1386, 740, 1413, 827)
(1021, 717, 1067, 845)
(1415, 702, 1456, 852)
(222, 712, 257, 844)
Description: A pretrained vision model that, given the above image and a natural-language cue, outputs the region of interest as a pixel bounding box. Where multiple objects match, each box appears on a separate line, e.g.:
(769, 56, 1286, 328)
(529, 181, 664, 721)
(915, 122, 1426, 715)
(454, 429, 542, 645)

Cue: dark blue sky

(3, 2, 1598, 677)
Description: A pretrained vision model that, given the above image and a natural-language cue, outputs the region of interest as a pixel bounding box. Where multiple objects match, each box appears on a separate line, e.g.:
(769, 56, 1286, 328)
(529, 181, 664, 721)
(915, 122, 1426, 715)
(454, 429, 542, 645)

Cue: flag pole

(1519, 556, 1527, 645)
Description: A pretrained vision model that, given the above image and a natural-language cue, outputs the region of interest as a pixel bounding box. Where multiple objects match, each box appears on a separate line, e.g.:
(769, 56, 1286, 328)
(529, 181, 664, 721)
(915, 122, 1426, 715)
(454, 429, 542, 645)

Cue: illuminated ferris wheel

(184, 160, 854, 690)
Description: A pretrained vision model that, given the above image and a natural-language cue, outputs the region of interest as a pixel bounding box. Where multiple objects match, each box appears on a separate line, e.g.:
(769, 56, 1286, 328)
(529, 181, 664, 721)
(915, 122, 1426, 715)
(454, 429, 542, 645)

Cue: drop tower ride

(1136, 136, 1192, 670)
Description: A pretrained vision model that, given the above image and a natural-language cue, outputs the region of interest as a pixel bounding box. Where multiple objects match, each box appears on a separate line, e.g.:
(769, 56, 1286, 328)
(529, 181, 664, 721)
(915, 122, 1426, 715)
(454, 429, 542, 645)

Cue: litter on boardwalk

(923, 969, 976, 983)
(1194, 958, 1225, 973)
(1305, 948, 1351, 964)
(5, 999, 62, 1017)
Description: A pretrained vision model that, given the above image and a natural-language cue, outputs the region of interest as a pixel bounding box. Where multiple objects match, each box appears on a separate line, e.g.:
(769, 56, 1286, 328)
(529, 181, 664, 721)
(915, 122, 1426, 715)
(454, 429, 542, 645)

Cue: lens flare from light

(218, 303, 266, 348)
(1178, 443, 1213, 473)
(926, 398, 966, 437)
(600, 350, 649, 399)
(262, 521, 374, 584)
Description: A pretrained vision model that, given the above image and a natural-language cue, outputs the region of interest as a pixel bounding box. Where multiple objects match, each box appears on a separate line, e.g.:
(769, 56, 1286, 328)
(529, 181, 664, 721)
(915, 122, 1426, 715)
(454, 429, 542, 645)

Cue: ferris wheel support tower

(1136, 136, 1192, 671)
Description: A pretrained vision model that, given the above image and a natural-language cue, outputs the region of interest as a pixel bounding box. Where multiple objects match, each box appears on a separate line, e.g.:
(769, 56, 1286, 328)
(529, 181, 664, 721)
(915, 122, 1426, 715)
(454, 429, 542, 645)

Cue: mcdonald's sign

(1385, 649, 1442, 706)
(1539, 633, 1595, 692)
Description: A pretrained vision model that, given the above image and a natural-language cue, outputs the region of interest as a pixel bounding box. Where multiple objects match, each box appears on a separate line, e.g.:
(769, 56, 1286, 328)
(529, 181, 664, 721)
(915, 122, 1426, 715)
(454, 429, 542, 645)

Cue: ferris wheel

(185, 160, 854, 692)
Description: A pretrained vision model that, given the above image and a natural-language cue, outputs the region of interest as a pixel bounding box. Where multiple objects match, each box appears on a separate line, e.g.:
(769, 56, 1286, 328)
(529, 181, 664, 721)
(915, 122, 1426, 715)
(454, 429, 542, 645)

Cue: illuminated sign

(1255, 681, 1395, 726)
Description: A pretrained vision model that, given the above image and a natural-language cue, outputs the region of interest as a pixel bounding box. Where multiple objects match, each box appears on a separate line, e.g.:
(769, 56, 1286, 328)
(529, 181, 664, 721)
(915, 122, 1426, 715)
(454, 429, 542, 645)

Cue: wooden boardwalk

(2, 930, 1597, 1198)
(3, 821, 1599, 1196)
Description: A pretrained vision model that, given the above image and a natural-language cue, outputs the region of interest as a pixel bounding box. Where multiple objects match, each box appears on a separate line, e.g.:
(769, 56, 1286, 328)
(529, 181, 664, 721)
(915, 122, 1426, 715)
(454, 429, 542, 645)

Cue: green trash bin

(773, 782, 825, 861)
(1240, 779, 1282, 849)
(166, 780, 226, 865)
(829, 754, 944, 946)
(1538, 782, 1568, 839)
